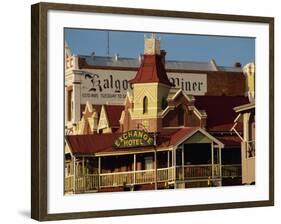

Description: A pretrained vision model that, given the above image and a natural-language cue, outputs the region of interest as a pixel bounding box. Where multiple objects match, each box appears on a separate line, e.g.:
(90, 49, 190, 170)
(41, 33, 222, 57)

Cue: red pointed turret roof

(129, 54, 174, 86)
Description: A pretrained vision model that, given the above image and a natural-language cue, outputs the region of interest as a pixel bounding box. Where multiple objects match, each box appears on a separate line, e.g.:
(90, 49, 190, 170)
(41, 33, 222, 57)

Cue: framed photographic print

(31, 2, 274, 221)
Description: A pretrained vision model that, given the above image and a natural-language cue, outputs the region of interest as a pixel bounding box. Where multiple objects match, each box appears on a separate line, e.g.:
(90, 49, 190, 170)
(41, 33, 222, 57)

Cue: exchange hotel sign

(80, 69, 207, 104)
(113, 130, 154, 148)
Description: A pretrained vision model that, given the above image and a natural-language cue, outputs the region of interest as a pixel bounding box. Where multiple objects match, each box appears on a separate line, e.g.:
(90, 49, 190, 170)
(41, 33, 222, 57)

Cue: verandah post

(82, 157, 85, 192)
(219, 146, 222, 184)
(182, 147, 185, 181)
(133, 154, 136, 185)
(173, 147, 176, 188)
(167, 150, 170, 180)
(154, 149, 157, 190)
(73, 156, 76, 193)
(98, 156, 101, 189)
(211, 143, 214, 184)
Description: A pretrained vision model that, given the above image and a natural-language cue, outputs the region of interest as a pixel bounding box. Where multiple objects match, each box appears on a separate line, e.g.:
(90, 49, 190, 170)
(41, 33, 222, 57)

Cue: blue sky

(65, 28, 255, 67)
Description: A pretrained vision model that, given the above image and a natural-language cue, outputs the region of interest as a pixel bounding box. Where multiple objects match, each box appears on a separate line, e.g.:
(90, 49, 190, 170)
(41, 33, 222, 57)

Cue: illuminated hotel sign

(80, 70, 207, 104)
(113, 130, 154, 148)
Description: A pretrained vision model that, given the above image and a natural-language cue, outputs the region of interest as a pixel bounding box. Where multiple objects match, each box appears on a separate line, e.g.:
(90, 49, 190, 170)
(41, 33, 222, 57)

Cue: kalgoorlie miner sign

(80, 70, 207, 104)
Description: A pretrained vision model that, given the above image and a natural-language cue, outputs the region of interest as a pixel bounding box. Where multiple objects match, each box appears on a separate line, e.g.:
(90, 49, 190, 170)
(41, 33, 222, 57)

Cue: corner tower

(128, 35, 173, 132)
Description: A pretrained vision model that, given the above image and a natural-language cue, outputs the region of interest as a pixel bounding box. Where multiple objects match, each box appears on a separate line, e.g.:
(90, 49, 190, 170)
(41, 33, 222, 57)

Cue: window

(144, 156, 153, 170)
(67, 89, 73, 121)
(143, 96, 148, 114)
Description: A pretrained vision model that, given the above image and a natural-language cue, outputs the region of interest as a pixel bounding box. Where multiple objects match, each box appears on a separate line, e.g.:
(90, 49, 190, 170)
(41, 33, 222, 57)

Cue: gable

(183, 132, 212, 144)
(97, 106, 109, 130)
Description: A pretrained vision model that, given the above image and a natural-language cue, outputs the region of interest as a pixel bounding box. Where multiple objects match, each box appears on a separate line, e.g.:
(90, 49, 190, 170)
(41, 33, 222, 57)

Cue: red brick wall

(206, 72, 245, 96)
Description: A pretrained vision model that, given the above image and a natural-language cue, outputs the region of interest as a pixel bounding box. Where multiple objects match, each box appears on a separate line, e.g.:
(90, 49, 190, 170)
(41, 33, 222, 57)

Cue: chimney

(144, 34, 161, 55)
(114, 53, 119, 61)
(160, 50, 166, 65)
(91, 51, 95, 59)
(138, 54, 143, 63)
(234, 62, 241, 68)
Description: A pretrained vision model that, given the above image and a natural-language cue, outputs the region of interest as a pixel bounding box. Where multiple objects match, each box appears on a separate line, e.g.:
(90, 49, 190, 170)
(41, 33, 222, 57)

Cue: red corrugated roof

(104, 105, 124, 127)
(215, 135, 241, 147)
(66, 128, 197, 155)
(129, 54, 174, 86)
(66, 133, 121, 154)
(157, 128, 197, 148)
(194, 96, 249, 132)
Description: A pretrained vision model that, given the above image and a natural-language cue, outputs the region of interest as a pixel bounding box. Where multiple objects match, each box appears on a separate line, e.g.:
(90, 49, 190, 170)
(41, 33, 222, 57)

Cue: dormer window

(143, 96, 148, 114)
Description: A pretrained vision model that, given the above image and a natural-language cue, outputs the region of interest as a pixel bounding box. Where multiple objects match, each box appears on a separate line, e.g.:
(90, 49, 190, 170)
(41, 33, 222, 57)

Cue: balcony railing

(221, 164, 241, 177)
(176, 164, 221, 179)
(65, 175, 74, 193)
(65, 164, 241, 193)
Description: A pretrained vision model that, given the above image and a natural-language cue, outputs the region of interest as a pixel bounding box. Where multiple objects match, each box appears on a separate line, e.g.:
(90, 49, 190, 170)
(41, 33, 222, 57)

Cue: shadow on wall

(18, 210, 30, 218)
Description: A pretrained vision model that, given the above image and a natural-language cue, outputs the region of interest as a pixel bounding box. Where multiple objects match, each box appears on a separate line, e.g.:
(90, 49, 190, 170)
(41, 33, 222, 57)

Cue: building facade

(64, 36, 254, 193)
(64, 39, 249, 131)
(232, 103, 255, 184)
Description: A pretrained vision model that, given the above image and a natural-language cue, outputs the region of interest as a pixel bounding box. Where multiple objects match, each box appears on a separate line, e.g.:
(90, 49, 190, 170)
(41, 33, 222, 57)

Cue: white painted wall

(0, 0, 280, 224)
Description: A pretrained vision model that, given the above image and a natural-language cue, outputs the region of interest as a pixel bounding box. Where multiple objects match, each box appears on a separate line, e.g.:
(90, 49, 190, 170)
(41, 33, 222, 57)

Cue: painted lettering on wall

(84, 73, 133, 93)
(80, 70, 207, 104)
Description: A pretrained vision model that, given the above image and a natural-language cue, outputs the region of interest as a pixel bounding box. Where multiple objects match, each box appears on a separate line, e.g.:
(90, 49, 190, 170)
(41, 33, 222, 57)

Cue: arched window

(143, 96, 148, 114)
(178, 107, 184, 126)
